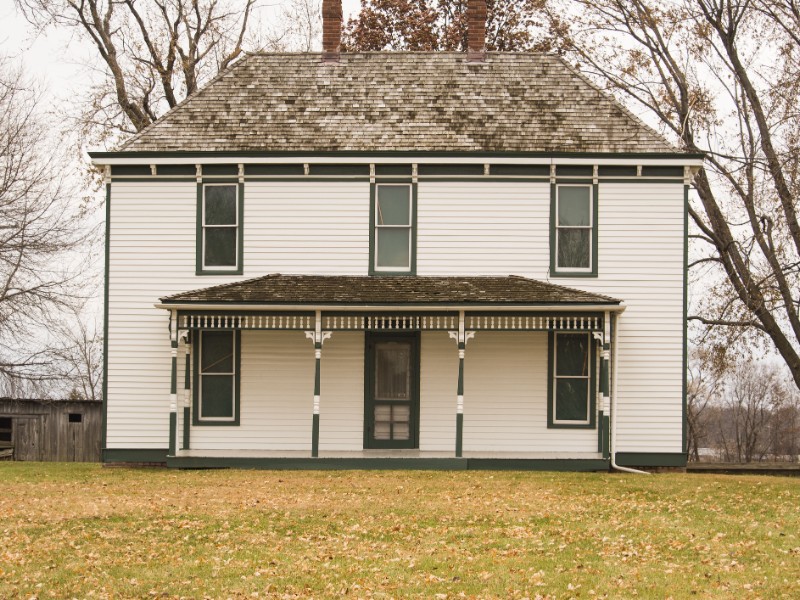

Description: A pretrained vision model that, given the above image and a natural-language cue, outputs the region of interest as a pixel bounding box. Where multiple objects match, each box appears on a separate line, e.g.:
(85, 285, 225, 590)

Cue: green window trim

(196, 181, 244, 276)
(193, 330, 241, 426)
(550, 182, 599, 277)
(547, 331, 597, 429)
(369, 181, 417, 276)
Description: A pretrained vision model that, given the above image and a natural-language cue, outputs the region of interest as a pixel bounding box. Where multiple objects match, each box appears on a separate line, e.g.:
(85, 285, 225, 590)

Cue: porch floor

(176, 449, 603, 460)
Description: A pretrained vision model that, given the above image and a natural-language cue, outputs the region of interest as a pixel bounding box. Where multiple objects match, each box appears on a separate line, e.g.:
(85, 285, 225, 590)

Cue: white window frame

(552, 332, 592, 426)
(202, 183, 239, 271)
(555, 184, 593, 273)
(374, 183, 413, 273)
(198, 330, 237, 422)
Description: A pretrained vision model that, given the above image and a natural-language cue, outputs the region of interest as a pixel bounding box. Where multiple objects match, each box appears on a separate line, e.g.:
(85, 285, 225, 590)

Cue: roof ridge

(117, 52, 258, 152)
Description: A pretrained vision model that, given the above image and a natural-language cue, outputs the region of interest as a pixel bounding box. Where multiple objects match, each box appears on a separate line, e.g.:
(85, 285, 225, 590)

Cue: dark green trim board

(192, 330, 242, 426)
(170, 345, 178, 395)
(203, 164, 238, 176)
(311, 164, 370, 176)
(549, 182, 599, 278)
(455, 413, 464, 457)
(110, 165, 151, 176)
(110, 175, 683, 185)
(183, 350, 191, 450)
(103, 448, 168, 463)
(101, 183, 111, 452)
(169, 413, 177, 455)
(196, 182, 245, 276)
(368, 181, 417, 276)
(182, 407, 190, 450)
(600, 414, 610, 458)
(417, 164, 484, 176)
(683, 184, 689, 453)
(615, 452, 687, 468)
(312, 414, 320, 457)
(547, 331, 597, 429)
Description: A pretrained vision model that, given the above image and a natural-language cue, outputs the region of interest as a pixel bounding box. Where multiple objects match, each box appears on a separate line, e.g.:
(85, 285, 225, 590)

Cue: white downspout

(609, 313, 650, 475)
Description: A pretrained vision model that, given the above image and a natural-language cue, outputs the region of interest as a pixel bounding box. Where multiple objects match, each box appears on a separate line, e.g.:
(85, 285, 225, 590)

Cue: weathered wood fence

(0, 398, 102, 462)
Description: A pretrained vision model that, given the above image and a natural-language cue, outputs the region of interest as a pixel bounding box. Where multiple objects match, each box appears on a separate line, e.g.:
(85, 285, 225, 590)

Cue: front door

(365, 332, 419, 449)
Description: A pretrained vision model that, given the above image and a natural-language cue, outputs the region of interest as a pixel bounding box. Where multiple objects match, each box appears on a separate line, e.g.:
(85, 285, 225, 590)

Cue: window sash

(555, 185, 593, 273)
(552, 333, 591, 425)
(199, 331, 236, 422)
(202, 184, 239, 271)
(374, 184, 412, 272)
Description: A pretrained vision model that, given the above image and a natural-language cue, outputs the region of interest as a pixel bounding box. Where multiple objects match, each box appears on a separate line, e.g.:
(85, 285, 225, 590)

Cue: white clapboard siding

(416, 181, 684, 453)
(417, 182, 549, 275)
(463, 332, 598, 452)
(190, 331, 312, 451)
(106, 181, 370, 449)
(318, 332, 364, 451)
(244, 181, 370, 274)
(419, 332, 459, 451)
(108, 178, 683, 456)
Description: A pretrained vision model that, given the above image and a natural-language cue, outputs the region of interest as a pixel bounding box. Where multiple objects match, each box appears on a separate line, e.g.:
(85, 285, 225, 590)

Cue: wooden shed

(0, 398, 102, 462)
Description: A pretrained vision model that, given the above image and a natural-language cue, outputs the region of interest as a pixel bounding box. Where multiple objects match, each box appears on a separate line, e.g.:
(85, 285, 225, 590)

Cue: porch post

(305, 311, 331, 458)
(599, 311, 611, 458)
(169, 310, 178, 456)
(182, 336, 191, 450)
(449, 311, 475, 458)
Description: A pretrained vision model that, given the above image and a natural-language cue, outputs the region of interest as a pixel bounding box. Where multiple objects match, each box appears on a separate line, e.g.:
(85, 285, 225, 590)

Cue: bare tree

(342, 0, 552, 52)
(686, 347, 723, 461)
(721, 362, 778, 462)
(548, 0, 800, 392)
(0, 57, 87, 391)
(48, 306, 103, 402)
(15, 0, 260, 144)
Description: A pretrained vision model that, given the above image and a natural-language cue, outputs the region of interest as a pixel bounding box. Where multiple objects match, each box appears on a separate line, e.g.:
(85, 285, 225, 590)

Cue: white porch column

(448, 311, 475, 458)
(168, 310, 178, 457)
(305, 310, 331, 458)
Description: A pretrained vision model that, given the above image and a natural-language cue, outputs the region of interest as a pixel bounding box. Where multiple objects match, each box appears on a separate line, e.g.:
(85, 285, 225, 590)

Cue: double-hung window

(373, 184, 413, 273)
(549, 332, 595, 428)
(195, 330, 240, 425)
(200, 184, 240, 273)
(554, 185, 594, 274)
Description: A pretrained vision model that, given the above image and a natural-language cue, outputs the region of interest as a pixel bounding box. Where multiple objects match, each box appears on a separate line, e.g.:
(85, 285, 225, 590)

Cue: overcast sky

(0, 0, 362, 108)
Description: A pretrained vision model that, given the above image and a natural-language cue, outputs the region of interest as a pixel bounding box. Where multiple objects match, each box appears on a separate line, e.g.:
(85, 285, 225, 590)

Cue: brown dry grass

(1, 463, 798, 599)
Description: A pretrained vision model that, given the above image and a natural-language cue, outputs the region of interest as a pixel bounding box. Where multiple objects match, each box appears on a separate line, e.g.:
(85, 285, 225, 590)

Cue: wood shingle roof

(121, 52, 677, 155)
(160, 274, 621, 305)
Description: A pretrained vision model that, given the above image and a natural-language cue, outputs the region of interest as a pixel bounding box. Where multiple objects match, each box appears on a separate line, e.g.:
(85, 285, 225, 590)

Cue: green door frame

(363, 331, 421, 449)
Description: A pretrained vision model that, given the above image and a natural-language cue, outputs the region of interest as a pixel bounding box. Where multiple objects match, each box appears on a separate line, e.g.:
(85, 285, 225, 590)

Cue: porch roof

(160, 274, 620, 306)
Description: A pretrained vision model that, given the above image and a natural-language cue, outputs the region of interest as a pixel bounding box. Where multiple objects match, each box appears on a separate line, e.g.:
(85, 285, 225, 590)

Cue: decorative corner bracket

(304, 330, 332, 346)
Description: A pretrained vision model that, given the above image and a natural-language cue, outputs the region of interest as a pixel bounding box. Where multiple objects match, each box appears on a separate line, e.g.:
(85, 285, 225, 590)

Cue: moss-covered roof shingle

(160, 274, 620, 305)
(122, 52, 677, 154)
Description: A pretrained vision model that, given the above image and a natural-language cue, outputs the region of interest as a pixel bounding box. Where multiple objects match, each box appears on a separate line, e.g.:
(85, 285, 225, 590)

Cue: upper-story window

(373, 183, 415, 274)
(553, 184, 596, 276)
(199, 183, 242, 275)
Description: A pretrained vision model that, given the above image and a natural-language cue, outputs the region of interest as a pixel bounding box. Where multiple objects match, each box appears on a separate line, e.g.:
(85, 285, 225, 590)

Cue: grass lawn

(1, 464, 798, 599)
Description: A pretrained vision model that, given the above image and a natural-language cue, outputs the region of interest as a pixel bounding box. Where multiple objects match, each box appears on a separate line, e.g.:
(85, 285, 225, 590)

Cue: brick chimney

(467, 0, 487, 62)
(322, 0, 343, 63)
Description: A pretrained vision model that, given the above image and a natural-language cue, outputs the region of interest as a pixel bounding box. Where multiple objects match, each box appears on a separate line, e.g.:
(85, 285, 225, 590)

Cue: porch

(157, 275, 623, 469)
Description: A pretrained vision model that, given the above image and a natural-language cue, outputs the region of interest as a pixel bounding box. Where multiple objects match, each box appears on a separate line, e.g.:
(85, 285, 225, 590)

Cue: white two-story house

(90, 0, 702, 470)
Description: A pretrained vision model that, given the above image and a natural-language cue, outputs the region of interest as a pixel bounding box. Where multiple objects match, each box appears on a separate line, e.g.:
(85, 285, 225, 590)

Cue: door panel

(365, 333, 419, 449)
